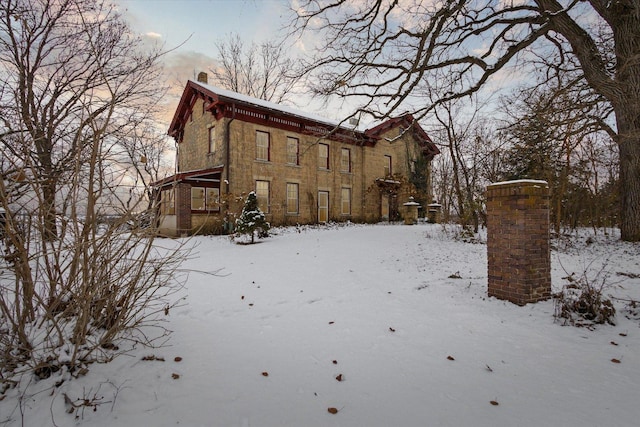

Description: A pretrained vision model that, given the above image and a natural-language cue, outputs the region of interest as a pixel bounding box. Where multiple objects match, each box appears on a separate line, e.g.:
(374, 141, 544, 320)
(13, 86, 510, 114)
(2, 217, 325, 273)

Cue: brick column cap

(487, 179, 548, 189)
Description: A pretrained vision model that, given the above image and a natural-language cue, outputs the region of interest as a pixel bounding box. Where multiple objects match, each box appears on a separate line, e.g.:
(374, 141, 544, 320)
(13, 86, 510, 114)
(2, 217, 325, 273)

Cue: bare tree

(499, 76, 616, 233)
(290, 0, 640, 241)
(0, 0, 186, 402)
(210, 32, 297, 103)
(429, 99, 501, 232)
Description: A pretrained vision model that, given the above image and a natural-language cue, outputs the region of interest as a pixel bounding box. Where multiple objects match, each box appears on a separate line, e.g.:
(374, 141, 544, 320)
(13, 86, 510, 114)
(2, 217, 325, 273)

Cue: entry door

(318, 191, 329, 223)
(381, 195, 390, 220)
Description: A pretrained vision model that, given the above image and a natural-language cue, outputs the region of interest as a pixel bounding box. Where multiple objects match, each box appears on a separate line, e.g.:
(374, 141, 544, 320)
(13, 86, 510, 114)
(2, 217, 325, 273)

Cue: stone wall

(486, 180, 551, 305)
(175, 97, 432, 229)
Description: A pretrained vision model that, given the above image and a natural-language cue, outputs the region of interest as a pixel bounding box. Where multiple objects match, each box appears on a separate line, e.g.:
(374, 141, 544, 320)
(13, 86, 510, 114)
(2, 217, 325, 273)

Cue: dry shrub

(554, 267, 616, 327)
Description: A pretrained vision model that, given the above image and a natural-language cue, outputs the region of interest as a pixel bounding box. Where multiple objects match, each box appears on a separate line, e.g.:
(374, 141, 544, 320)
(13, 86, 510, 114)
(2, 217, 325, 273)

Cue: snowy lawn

(2, 223, 640, 426)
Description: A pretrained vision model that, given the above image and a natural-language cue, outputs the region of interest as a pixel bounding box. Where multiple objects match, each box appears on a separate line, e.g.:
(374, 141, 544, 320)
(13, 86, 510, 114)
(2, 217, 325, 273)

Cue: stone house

(153, 74, 439, 236)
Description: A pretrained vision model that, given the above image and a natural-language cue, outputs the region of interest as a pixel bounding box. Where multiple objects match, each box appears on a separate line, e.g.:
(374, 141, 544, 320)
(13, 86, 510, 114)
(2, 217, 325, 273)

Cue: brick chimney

(197, 71, 208, 84)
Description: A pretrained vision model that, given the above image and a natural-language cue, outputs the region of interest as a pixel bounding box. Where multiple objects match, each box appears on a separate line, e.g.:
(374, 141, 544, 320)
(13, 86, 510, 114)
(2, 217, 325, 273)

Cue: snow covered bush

(0, 0, 187, 405)
(234, 192, 270, 244)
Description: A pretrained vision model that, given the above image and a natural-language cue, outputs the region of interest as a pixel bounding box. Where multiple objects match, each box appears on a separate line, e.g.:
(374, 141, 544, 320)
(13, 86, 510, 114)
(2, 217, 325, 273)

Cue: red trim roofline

(366, 114, 440, 158)
(167, 81, 438, 156)
(152, 166, 224, 188)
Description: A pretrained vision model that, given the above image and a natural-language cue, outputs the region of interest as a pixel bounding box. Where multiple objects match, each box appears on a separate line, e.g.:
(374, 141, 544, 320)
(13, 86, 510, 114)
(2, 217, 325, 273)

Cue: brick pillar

(175, 183, 192, 236)
(486, 180, 551, 305)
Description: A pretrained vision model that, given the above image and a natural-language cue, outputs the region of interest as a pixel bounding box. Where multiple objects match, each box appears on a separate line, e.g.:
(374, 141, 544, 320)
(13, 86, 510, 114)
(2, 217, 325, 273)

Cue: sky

(113, 0, 520, 131)
(116, 0, 305, 119)
(115, 0, 398, 128)
(119, 0, 290, 54)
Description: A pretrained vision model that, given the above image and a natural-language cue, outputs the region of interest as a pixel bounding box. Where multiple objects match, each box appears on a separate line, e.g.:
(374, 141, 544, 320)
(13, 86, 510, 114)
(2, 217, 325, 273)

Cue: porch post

(176, 182, 192, 236)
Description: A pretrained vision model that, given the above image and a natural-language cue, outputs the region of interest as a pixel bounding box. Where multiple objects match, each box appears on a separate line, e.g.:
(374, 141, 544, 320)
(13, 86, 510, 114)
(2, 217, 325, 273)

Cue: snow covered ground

(2, 223, 639, 427)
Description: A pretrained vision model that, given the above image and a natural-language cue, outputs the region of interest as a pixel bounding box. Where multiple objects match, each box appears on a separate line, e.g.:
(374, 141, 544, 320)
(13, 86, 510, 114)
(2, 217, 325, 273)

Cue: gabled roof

(168, 80, 438, 156)
(168, 80, 376, 145)
(170, 80, 342, 131)
(366, 115, 440, 159)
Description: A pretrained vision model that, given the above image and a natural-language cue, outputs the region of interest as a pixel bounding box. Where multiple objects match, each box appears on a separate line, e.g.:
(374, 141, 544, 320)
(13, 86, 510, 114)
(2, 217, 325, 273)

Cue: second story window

(208, 126, 215, 153)
(287, 137, 299, 165)
(256, 130, 270, 161)
(341, 148, 351, 173)
(384, 155, 392, 176)
(319, 143, 329, 169)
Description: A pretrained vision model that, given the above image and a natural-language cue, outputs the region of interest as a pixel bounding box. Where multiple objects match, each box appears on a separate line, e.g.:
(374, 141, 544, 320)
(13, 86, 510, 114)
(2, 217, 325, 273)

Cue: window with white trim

(256, 180, 270, 213)
(256, 131, 270, 161)
(341, 148, 351, 173)
(286, 183, 299, 214)
(384, 155, 392, 176)
(191, 186, 220, 211)
(206, 188, 220, 211)
(341, 187, 351, 215)
(208, 126, 215, 153)
(319, 143, 329, 169)
(191, 187, 205, 210)
(287, 137, 299, 165)
(161, 189, 175, 215)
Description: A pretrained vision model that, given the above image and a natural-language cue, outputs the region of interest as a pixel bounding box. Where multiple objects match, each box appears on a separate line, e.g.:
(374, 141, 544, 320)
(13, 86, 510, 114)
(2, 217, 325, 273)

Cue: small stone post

(486, 180, 551, 305)
(403, 197, 420, 225)
(427, 202, 442, 223)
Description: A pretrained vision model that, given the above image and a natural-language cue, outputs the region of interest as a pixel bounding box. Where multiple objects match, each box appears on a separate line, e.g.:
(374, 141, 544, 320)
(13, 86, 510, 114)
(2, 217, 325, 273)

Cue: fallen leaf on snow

(327, 407, 338, 414)
(447, 355, 455, 361)
(611, 358, 621, 364)
(262, 371, 269, 377)
(490, 400, 499, 406)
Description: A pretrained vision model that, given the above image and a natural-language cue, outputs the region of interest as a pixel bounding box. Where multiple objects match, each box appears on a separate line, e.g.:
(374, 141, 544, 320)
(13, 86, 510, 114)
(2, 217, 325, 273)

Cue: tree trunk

(42, 180, 58, 241)
(617, 118, 640, 241)
(613, 11, 640, 242)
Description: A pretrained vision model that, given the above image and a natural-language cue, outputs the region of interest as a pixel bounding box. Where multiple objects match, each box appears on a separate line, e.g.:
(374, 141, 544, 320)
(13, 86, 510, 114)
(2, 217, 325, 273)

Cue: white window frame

(191, 186, 220, 211)
(319, 143, 329, 169)
(256, 180, 270, 213)
(341, 187, 351, 215)
(384, 155, 392, 176)
(341, 148, 351, 173)
(287, 137, 300, 165)
(256, 131, 270, 161)
(208, 126, 216, 154)
(286, 183, 299, 214)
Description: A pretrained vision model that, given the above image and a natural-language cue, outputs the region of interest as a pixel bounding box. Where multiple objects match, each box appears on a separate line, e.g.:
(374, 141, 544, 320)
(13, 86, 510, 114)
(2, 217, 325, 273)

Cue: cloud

(154, 50, 217, 124)
(145, 31, 163, 39)
(163, 50, 216, 87)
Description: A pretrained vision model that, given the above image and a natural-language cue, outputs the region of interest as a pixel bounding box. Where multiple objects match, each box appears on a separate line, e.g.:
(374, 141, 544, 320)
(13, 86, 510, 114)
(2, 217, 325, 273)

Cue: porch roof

(152, 166, 224, 189)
